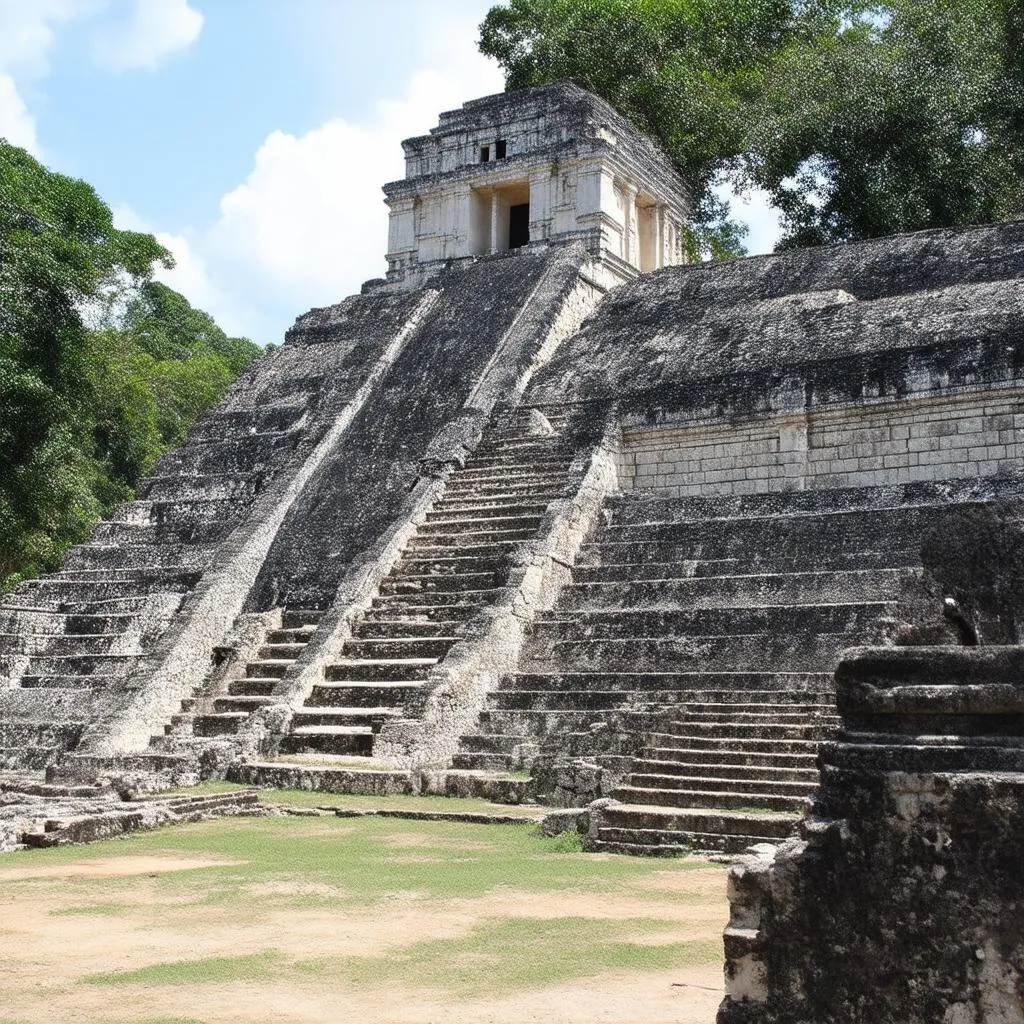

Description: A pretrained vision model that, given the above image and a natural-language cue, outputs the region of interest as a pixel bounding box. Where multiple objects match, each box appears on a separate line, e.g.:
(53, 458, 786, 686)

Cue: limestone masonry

(1, 86, 1023, 1012)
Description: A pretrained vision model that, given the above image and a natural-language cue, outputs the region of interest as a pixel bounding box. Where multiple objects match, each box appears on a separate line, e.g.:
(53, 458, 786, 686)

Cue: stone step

(598, 802, 799, 840)
(355, 620, 467, 639)
(0, 632, 128, 657)
(62, 543, 213, 572)
(411, 524, 541, 544)
(381, 571, 503, 593)
(245, 660, 293, 679)
(212, 696, 274, 713)
(362, 602, 484, 623)
(291, 707, 402, 727)
(137, 471, 263, 502)
(89, 519, 227, 546)
(443, 475, 570, 494)
(620, 772, 817, 799)
(508, 671, 834, 693)
(593, 829, 782, 856)
(531, 602, 893, 640)
(644, 734, 824, 754)
(679, 708, 839, 725)
(265, 627, 318, 645)
(525, 632, 869, 673)
(0, 720, 85, 748)
(281, 608, 327, 628)
(325, 658, 438, 682)
(16, 653, 141, 676)
(401, 542, 522, 563)
(433, 486, 568, 507)
(642, 747, 820, 769)
(597, 500, 971, 546)
(559, 568, 922, 610)
(306, 681, 423, 707)
(458, 733, 527, 754)
(449, 464, 571, 483)
(256, 643, 308, 660)
(602, 483, 1016, 525)
(144, 495, 250, 525)
(451, 752, 517, 771)
(192, 713, 248, 736)
(611, 785, 807, 813)
(632, 756, 819, 780)
(488, 689, 656, 711)
(572, 549, 921, 582)
(279, 727, 374, 757)
(62, 612, 144, 634)
(226, 678, 277, 696)
(478, 708, 617, 739)
(423, 501, 553, 523)
(372, 588, 505, 609)
(186, 404, 306, 439)
(340, 636, 460, 660)
(0, 746, 62, 770)
(661, 719, 837, 740)
(462, 453, 571, 471)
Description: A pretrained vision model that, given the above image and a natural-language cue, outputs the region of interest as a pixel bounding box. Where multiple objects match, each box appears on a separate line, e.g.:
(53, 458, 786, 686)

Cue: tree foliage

(0, 141, 261, 589)
(478, 0, 1024, 251)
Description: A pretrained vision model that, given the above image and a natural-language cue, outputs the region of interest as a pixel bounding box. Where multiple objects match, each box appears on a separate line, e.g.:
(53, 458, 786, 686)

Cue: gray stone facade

(0, 88, 1023, 889)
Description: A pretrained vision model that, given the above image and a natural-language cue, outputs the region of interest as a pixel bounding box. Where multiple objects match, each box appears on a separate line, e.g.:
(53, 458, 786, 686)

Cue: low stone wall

(718, 646, 1024, 1024)
(620, 385, 1024, 497)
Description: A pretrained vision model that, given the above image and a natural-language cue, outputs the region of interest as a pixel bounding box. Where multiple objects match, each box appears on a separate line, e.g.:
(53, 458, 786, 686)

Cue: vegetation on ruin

(0, 141, 262, 591)
(480, 0, 1024, 253)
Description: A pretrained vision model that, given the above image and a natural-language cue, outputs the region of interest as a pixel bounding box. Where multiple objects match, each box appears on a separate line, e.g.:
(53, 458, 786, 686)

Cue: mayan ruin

(3, 72, 1024, 1023)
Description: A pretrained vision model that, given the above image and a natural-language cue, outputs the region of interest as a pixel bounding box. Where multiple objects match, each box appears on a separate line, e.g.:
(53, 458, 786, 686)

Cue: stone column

(622, 185, 637, 266)
(490, 191, 501, 255)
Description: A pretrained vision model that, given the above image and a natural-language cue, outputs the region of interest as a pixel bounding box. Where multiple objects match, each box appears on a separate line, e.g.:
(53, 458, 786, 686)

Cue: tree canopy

(0, 141, 262, 589)
(479, 0, 1024, 252)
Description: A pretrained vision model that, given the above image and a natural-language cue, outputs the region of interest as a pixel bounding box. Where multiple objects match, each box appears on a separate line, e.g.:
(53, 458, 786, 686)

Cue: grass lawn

(0, 794, 728, 1024)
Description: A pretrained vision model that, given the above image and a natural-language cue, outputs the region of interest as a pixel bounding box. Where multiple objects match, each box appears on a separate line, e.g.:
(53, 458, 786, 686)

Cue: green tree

(753, 0, 1024, 247)
(0, 141, 169, 584)
(480, 0, 799, 257)
(0, 141, 262, 589)
(478, 0, 1024, 250)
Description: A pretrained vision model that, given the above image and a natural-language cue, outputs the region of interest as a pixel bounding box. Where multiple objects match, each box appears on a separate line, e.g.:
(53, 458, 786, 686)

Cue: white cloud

(93, 0, 202, 71)
(0, 0, 94, 153)
(196, 40, 505, 339)
(0, 0, 90, 77)
(0, 73, 39, 152)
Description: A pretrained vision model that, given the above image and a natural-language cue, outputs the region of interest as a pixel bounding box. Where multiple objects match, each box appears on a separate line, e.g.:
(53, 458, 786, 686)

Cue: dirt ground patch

(0, 815, 729, 1024)
(0, 855, 246, 881)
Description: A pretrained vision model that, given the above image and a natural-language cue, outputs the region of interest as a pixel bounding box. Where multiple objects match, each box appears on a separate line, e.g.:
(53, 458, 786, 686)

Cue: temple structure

(1, 84, 1023, 871)
(382, 83, 689, 289)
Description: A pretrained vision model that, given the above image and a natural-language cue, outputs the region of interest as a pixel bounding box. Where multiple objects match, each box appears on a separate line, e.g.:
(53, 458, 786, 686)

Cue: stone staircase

(161, 406, 582, 759)
(0, 399, 313, 770)
(452, 483, 984, 853)
(153, 608, 327, 745)
(279, 407, 575, 758)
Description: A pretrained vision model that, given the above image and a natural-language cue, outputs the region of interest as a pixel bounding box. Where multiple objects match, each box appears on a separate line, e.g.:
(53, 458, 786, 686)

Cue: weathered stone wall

(719, 646, 1024, 1024)
(246, 244, 593, 610)
(527, 222, 1024, 420)
(620, 386, 1024, 496)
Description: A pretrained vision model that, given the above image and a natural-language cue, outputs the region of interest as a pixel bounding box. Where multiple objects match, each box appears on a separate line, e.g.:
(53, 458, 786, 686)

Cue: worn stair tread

(290, 725, 375, 736)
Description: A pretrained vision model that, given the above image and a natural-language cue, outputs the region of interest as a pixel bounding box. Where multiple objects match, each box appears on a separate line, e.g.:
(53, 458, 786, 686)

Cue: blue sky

(0, 0, 781, 345)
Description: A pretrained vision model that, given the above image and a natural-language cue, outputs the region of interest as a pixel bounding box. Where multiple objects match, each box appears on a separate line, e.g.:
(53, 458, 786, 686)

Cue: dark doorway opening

(509, 203, 530, 249)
